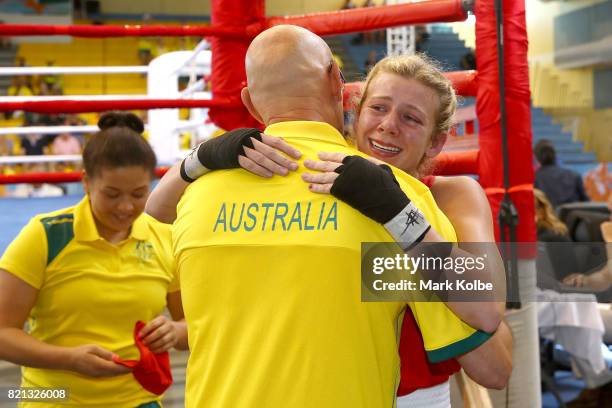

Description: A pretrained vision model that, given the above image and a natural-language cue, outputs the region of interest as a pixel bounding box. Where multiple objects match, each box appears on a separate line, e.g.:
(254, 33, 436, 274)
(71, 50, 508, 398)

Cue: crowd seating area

(17, 20, 204, 95)
(0, 19, 207, 197)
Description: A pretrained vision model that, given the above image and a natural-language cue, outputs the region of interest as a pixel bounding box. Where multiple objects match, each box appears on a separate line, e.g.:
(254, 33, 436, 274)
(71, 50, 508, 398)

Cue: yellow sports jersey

(174, 121, 487, 408)
(0, 197, 178, 408)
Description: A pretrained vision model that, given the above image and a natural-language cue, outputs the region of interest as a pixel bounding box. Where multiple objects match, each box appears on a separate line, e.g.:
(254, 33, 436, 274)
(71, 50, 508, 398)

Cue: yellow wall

(524, 0, 611, 161)
(526, 0, 606, 59)
(100, 0, 211, 16)
(449, 16, 474, 49)
(448, 0, 608, 57)
(98, 0, 389, 17)
(267, 0, 386, 15)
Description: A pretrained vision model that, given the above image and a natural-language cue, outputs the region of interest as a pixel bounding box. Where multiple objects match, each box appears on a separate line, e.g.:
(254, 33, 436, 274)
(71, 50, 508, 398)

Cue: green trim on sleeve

(40, 214, 74, 265)
(426, 330, 492, 363)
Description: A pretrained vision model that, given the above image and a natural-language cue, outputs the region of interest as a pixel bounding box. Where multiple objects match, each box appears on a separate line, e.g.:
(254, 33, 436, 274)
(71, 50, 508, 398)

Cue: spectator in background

(176, 36, 197, 52)
(534, 188, 580, 283)
(20, 115, 52, 156)
(52, 132, 81, 156)
(535, 190, 612, 408)
(5, 76, 33, 119)
(364, 50, 377, 74)
(20, 133, 51, 156)
(584, 163, 611, 203)
(40, 60, 63, 95)
(535, 139, 589, 207)
(152, 38, 167, 59)
(341, 0, 357, 9)
(415, 25, 430, 52)
(0, 20, 11, 49)
(460, 50, 476, 70)
(7, 76, 33, 97)
(138, 37, 154, 66)
(562, 194, 612, 291)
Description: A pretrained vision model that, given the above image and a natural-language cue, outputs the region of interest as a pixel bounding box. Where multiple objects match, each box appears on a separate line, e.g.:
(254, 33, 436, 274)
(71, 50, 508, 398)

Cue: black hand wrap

(180, 128, 262, 182)
(198, 128, 262, 169)
(330, 156, 410, 224)
(330, 156, 432, 249)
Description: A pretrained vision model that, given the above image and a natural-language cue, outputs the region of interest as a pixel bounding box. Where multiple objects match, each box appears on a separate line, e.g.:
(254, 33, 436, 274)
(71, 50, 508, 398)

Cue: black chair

(557, 202, 610, 225)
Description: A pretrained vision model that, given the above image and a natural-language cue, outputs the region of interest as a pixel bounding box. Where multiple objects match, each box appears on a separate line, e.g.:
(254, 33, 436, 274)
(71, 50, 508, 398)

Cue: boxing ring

(0, 0, 538, 406)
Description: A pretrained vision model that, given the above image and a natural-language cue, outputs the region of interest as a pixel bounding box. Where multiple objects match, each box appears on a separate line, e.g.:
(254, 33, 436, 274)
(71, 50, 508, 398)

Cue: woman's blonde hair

(357, 53, 457, 140)
(534, 189, 568, 236)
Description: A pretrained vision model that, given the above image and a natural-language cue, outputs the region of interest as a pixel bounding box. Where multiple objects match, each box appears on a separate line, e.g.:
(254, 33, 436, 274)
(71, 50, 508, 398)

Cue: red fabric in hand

(113, 320, 173, 395)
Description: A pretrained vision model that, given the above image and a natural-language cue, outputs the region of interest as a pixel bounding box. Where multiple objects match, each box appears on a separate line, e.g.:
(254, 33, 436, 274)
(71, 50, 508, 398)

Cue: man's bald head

(241, 25, 344, 130)
(246, 25, 331, 95)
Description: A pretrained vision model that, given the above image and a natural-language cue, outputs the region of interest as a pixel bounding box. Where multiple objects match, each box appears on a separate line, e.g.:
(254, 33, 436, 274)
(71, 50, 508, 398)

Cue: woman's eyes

(369, 105, 422, 125)
(104, 192, 145, 199)
(403, 114, 420, 124)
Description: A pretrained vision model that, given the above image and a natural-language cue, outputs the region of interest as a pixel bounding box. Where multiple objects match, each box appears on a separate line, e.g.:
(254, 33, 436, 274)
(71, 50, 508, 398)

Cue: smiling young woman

(0, 112, 188, 408)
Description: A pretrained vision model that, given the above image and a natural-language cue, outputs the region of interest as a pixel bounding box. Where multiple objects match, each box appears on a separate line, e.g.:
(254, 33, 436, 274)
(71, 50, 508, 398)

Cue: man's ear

(241, 87, 264, 124)
(424, 132, 448, 159)
(330, 63, 344, 103)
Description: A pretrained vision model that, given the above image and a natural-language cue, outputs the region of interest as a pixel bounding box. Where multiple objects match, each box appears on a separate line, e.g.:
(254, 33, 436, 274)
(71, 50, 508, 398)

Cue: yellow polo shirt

(174, 121, 487, 408)
(0, 197, 178, 408)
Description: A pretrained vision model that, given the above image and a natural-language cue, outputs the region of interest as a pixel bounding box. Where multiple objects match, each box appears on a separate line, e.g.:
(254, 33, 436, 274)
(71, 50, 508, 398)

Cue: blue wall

(0, 195, 82, 253)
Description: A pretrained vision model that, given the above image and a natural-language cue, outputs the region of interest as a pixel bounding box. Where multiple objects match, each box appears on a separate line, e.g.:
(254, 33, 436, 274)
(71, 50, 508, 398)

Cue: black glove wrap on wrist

(330, 156, 410, 224)
(197, 128, 262, 169)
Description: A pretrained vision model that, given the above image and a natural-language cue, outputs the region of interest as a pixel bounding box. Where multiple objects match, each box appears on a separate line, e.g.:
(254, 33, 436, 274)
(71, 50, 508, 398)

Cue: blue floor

(542, 371, 586, 407)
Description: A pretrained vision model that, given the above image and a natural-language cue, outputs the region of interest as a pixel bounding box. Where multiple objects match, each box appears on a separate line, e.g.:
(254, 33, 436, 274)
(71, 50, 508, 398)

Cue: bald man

(168, 25, 480, 408)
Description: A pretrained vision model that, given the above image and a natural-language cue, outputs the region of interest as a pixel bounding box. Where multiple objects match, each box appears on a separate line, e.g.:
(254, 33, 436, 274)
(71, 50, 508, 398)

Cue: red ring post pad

(475, 0, 536, 246)
(264, 0, 467, 36)
(0, 98, 242, 114)
(0, 168, 169, 185)
(0, 24, 247, 39)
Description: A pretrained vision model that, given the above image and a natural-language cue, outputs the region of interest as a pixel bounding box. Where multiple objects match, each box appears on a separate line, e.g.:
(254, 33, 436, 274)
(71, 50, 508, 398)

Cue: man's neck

(266, 109, 342, 133)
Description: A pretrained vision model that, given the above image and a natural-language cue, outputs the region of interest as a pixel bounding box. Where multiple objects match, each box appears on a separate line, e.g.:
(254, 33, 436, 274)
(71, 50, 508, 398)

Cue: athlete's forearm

(0, 327, 72, 370)
(145, 162, 188, 224)
(583, 263, 612, 292)
(413, 229, 504, 333)
(457, 320, 513, 389)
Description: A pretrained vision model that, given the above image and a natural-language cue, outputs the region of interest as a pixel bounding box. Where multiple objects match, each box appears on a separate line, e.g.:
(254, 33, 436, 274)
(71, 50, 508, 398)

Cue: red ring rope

(0, 72, 477, 114)
(0, 98, 242, 114)
(0, 0, 466, 39)
(0, 168, 169, 185)
(264, 0, 466, 36)
(0, 24, 247, 39)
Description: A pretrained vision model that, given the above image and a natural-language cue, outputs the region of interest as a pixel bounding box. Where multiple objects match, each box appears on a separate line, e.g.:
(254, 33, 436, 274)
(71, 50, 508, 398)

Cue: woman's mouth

(114, 214, 133, 223)
(369, 138, 402, 156)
